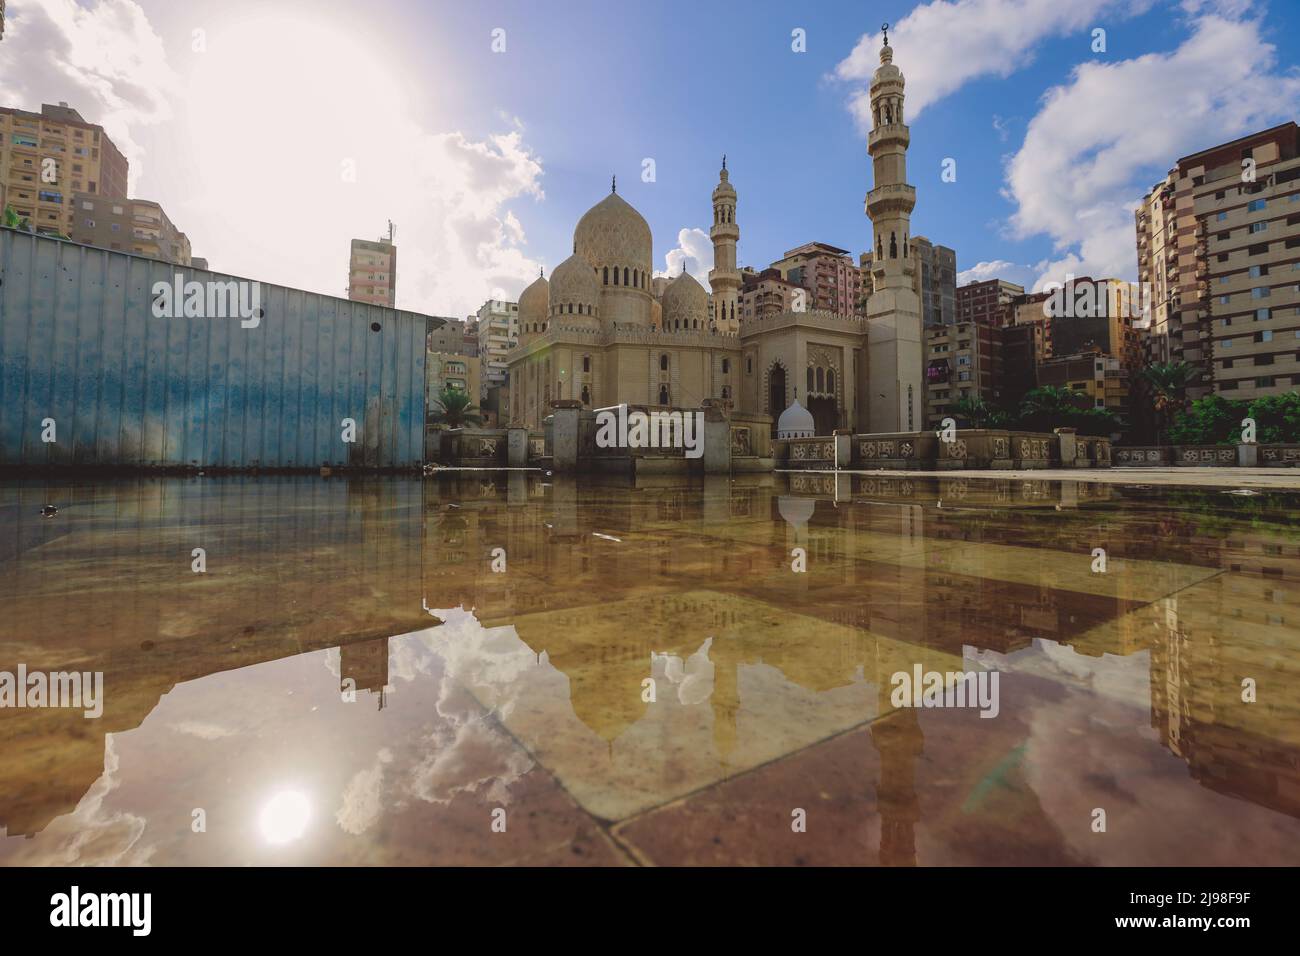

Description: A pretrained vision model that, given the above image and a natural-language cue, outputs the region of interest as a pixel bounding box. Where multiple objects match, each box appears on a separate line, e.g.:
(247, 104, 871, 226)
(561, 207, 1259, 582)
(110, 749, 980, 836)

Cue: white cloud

(833, 0, 1153, 128)
(0, 0, 178, 191)
(657, 227, 713, 284)
(957, 259, 1038, 289)
(0, 1, 546, 318)
(1005, 12, 1300, 289)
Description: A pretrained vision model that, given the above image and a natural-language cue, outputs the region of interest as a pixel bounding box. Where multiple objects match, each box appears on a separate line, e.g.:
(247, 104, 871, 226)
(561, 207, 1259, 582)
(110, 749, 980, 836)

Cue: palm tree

(1017, 386, 1087, 432)
(1140, 362, 1197, 444)
(951, 395, 993, 429)
(428, 386, 483, 427)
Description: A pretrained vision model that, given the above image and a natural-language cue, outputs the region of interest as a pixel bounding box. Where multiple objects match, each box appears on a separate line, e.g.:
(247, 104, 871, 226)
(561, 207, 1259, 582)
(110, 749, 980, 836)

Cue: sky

(2, 0, 1299, 317)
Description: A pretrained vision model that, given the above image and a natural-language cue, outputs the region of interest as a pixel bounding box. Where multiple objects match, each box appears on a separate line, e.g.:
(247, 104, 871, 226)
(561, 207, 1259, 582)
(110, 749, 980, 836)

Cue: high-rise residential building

(348, 230, 397, 307)
(956, 278, 1024, 328)
(1137, 122, 1300, 400)
(740, 268, 806, 324)
(911, 237, 957, 327)
(475, 298, 519, 398)
(771, 241, 867, 317)
(68, 194, 193, 264)
(0, 102, 128, 237)
(1037, 352, 1129, 417)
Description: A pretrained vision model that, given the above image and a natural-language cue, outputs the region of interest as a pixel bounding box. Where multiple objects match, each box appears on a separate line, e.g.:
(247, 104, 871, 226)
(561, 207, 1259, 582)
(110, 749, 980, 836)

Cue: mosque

(508, 34, 922, 438)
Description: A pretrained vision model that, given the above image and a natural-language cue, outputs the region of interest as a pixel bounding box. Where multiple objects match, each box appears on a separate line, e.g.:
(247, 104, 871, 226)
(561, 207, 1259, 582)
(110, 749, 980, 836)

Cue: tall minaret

(708, 156, 741, 334)
(865, 25, 923, 434)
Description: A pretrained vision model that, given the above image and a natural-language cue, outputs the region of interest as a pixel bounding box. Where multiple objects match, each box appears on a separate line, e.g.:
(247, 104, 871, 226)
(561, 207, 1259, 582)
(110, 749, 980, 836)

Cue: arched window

(816, 367, 825, 392)
(582, 354, 591, 372)
(613, 267, 619, 285)
(603, 266, 608, 285)
(722, 358, 730, 374)
(659, 385, 669, 405)
(877, 234, 883, 258)
(903, 234, 908, 258)
(581, 385, 590, 405)
(567, 303, 573, 313)
(623, 267, 629, 286)
(827, 369, 835, 393)
(746, 357, 752, 374)
(807, 367, 814, 392)
(890, 232, 897, 258)
(660, 353, 669, 371)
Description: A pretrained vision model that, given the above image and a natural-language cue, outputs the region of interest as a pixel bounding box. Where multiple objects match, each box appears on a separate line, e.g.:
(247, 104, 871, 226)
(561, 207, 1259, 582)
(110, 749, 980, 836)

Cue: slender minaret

(708, 156, 741, 334)
(865, 25, 923, 433)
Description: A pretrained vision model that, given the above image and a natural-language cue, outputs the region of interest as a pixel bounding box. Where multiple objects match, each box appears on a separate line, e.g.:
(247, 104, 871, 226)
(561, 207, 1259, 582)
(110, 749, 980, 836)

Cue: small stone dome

(518, 272, 549, 325)
(573, 191, 652, 274)
(661, 270, 708, 330)
(777, 399, 815, 439)
(549, 252, 600, 316)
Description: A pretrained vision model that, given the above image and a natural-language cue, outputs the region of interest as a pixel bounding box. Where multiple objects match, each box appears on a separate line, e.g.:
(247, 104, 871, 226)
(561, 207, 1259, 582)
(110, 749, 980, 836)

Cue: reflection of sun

(259, 790, 311, 845)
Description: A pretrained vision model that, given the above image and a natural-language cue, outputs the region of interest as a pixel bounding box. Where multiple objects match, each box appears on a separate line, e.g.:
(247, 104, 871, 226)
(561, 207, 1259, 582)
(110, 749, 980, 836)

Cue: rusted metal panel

(0, 230, 430, 469)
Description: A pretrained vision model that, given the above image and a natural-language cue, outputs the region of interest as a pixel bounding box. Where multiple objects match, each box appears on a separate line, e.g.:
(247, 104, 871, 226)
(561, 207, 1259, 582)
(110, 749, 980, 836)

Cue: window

(1249, 222, 1268, 234)
(826, 369, 835, 393)
(1255, 354, 1274, 365)
(1252, 287, 1271, 299)
(1217, 211, 1228, 221)
(659, 354, 668, 371)
(1250, 265, 1268, 278)
(1256, 308, 1271, 321)
(582, 355, 590, 372)
(1219, 295, 1231, 305)
(746, 357, 752, 374)
(1256, 330, 1273, 343)
(1223, 338, 1233, 348)
(80, 200, 93, 211)
(1249, 243, 1269, 255)
(721, 358, 730, 374)
(1247, 199, 1266, 212)
(807, 367, 814, 391)
(1255, 377, 1275, 388)
(658, 385, 669, 405)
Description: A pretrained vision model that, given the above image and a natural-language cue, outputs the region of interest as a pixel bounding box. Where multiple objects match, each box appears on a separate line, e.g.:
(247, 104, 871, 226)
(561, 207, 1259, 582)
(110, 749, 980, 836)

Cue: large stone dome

(661, 271, 708, 330)
(777, 399, 815, 439)
(573, 192, 652, 275)
(518, 272, 549, 325)
(549, 251, 600, 316)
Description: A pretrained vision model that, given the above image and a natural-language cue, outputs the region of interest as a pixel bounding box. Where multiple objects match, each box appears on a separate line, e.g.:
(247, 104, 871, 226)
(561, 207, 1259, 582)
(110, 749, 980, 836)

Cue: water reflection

(0, 472, 1297, 865)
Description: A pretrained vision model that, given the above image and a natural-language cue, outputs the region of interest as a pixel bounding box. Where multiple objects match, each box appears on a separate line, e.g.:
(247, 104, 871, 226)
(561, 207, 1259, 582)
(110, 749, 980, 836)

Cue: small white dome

(777, 399, 815, 439)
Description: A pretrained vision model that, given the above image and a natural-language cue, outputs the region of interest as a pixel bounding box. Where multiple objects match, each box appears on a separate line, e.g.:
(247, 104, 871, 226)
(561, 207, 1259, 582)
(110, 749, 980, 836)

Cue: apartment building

(770, 241, 866, 317)
(1037, 351, 1130, 416)
(911, 237, 957, 327)
(475, 299, 519, 398)
(1137, 122, 1300, 400)
(956, 278, 1024, 328)
(923, 320, 999, 427)
(348, 234, 397, 307)
(739, 268, 807, 324)
(426, 351, 480, 418)
(68, 194, 192, 264)
(0, 102, 128, 237)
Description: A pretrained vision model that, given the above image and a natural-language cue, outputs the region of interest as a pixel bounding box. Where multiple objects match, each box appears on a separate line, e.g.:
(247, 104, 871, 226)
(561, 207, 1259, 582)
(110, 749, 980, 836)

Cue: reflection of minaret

(340, 636, 390, 709)
(709, 156, 741, 334)
(870, 705, 923, 866)
(865, 24, 923, 433)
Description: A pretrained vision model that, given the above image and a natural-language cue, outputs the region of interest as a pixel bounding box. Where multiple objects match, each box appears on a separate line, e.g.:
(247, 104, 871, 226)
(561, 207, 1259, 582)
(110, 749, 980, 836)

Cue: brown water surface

(1, 472, 1297, 865)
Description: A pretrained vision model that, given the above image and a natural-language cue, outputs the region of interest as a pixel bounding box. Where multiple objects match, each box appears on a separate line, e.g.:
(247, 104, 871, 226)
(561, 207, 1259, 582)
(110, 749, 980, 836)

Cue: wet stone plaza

(1, 472, 1298, 866)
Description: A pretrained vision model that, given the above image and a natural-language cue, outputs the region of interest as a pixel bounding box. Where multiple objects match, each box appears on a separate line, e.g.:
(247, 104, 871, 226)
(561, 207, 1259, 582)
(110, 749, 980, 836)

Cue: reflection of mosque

(3, 474, 1298, 856)
(420, 472, 1300, 859)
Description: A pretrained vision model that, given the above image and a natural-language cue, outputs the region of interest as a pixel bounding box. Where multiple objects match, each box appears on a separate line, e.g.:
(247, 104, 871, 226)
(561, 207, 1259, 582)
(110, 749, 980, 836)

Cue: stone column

(1055, 427, 1078, 469)
(550, 400, 583, 473)
(507, 425, 529, 468)
(833, 428, 853, 469)
(1238, 443, 1258, 467)
(702, 401, 730, 474)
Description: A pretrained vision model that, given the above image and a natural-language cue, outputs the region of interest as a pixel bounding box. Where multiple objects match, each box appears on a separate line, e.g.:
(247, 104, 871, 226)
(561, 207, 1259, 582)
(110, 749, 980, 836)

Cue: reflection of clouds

(652, 637, 715, 706)
(336, 748, 392, 836)
(5, 735, 153, 866)
(170, 721, 235, 740)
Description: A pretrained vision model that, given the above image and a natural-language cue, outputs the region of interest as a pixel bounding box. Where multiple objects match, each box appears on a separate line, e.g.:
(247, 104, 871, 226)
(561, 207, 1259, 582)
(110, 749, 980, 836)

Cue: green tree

(951, 395, 993, 428)
(1166, 394, 1244, 445)
(1139, 361, 1198, 444)
(1245, 391, 1300, 444)
(3, 204, 33, 232)
(1015, 386, 1088, 432)
(428, 386, 483, 427)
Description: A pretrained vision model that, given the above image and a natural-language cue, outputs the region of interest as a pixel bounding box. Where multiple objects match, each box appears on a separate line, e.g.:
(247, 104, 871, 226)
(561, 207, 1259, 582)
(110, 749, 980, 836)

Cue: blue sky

(3, 0, 1299, 313)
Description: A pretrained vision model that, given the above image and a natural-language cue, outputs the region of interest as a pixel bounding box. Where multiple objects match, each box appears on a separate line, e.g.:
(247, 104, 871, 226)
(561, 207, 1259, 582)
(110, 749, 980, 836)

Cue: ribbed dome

(549, 252, 600, 312)
(661, 271, 708, 330)
(573, 192, 652, 274)
(777, 399, 815, 439)
(518, 273, 549, 324)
